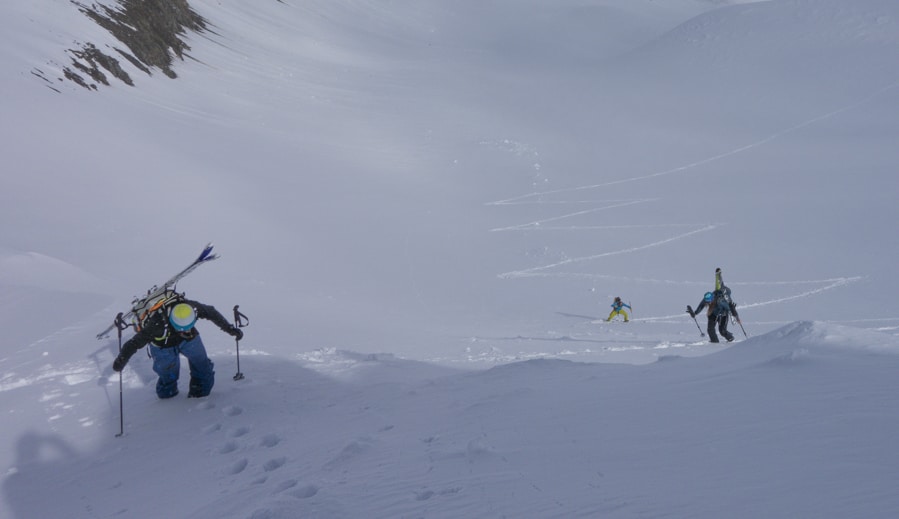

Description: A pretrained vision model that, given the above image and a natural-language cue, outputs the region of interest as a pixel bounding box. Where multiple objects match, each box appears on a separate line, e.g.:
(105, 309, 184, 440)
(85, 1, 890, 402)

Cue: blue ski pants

(150, 335, 215, 399)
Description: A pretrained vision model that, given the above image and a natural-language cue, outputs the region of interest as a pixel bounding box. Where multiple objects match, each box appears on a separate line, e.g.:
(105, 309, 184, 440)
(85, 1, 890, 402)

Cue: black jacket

(695, 295, 739, 319)
(118, 298, 234, 362)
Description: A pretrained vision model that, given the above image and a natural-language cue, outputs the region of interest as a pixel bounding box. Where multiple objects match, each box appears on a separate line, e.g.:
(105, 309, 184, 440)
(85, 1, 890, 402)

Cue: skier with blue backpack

(689, 289, 740, 343)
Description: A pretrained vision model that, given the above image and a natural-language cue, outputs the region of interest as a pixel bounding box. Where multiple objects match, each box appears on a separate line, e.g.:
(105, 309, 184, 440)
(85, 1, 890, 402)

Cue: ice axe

(232, 305, 249, 381)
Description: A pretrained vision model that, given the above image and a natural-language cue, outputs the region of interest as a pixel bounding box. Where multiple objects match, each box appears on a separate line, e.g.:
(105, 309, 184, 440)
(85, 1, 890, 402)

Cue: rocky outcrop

(61, 0, 209, 90)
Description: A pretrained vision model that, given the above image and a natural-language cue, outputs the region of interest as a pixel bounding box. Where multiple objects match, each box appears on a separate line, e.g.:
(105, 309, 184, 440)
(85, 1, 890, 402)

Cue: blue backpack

(714, 289, 731, 314)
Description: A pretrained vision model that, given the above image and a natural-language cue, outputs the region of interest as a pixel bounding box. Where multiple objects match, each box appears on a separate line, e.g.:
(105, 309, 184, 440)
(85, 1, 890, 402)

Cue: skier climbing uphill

(690, 290, 740, 343)
(606, 297, 631, 322)
(112, 297, 242, 399)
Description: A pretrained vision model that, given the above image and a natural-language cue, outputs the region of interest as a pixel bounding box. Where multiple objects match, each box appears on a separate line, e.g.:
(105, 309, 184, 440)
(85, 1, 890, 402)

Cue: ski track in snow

(497, 223, 721, 280)
(482, 85, 899, 322)
(488, 79, 899, 205)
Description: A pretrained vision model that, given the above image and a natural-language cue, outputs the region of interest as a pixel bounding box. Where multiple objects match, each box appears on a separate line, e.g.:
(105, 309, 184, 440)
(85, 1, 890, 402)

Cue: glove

(112, 354, 129, 372)
(686, 306, 695, 318)
(112, 343, 139, 372)
(227, 326, 244, 341)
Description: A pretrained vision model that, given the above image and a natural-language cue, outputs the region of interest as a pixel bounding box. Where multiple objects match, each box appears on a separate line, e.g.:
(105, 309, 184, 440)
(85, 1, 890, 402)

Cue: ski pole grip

(233, 305, 249, 328)
(114, 312, 129, 332)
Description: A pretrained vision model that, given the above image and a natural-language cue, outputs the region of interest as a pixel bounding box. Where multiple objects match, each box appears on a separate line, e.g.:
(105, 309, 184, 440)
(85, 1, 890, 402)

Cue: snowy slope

(5, 324, 899, 518)
(2, 0, 899, 517)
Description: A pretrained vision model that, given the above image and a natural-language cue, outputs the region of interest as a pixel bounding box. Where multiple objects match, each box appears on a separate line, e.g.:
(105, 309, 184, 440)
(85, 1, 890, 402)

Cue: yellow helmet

(169, 303, 197, 331)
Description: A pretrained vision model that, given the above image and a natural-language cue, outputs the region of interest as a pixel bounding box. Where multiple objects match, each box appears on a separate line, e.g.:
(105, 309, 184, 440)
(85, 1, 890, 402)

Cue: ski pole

(686, 306, 705, 337)
(232, 305, 249, 381)
(114, 312, 129, 437)
(737, 318, 748, 338)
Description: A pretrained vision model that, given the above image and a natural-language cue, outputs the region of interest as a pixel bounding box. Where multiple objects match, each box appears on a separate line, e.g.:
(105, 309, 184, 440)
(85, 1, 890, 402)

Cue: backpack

(713, 289, 731, 315)
(129, 287, 185, 332)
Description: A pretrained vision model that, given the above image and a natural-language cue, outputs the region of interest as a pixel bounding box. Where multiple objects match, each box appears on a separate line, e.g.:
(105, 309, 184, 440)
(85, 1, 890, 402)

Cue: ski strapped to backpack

(97, 243, 219, 340)
(715, 267, 748, 338)
(715, 267, 734, 304)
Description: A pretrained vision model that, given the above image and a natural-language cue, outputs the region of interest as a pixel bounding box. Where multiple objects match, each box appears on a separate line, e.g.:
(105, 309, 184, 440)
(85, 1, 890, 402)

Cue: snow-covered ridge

(0, 250, 110, 294)
(30, 0, 780, 91)
(767, 320, 899, 353)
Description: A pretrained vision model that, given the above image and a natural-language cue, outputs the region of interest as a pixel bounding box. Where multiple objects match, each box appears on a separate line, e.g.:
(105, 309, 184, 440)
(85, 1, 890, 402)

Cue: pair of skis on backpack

(96, 243, 219, 341)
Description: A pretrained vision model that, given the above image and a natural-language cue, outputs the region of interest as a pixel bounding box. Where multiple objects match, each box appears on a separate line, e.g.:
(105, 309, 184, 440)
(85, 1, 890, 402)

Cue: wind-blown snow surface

(2, 0, 899, 517)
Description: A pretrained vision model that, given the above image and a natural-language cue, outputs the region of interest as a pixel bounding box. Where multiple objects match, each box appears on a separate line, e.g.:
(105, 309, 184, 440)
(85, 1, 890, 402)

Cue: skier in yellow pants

(606, 297, 631, 322)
